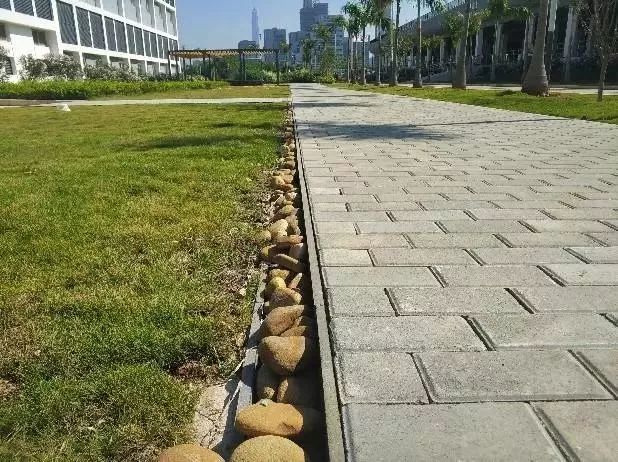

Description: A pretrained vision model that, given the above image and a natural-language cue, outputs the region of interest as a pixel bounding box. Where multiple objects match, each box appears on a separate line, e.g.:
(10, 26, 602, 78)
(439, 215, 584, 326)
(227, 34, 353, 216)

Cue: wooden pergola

(167, 48, 283, 84)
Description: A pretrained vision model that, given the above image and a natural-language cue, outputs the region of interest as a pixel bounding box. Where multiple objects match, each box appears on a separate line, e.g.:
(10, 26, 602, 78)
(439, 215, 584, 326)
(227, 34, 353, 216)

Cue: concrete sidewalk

(292, 83, 618, 462)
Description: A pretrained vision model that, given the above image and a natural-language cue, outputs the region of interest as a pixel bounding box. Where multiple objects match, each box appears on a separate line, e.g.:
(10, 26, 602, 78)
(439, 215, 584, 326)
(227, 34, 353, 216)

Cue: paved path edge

(293, 102, 347, 462)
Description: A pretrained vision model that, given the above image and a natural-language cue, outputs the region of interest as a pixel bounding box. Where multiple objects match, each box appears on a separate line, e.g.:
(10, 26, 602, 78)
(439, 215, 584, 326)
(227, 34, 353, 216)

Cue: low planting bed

(0, 80, 288, 100)
(0, 103, 285, 460)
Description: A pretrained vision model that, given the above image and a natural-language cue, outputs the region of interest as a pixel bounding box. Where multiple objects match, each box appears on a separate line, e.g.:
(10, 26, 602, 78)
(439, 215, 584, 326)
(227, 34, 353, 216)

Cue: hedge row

(0, 80, 228, 100)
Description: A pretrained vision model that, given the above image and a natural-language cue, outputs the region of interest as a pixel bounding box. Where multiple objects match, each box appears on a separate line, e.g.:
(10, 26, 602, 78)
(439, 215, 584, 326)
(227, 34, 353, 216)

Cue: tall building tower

(251, 7, 260, 47)
(303, 0, 314, 7)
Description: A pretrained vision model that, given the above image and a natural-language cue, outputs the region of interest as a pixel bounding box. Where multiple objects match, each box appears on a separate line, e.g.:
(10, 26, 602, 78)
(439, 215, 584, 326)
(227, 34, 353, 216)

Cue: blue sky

(177, 1, 415, 49)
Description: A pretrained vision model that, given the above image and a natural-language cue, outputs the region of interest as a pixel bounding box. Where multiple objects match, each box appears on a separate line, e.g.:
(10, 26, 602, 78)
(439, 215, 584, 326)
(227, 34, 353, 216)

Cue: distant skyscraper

(252, 8, 260, 46)
(303, 0, 313, 7)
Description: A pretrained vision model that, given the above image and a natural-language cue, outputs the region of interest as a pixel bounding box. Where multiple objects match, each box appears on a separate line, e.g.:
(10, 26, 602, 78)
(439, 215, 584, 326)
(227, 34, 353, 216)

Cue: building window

(0, 23, 7, 41)
(76, 7, 92, 47)
(134, 27, 144, 56)
(143, 31, 151, 57)
(32, 29, 48, 46)
(90, 12, 106, 49)
(115, 20, 127, 52)
(127, 25, 135, 54)
(1, 56, 14, 75)
(0, 0, 10, 10)
(35, 0, 53, 20)
(14, 0, 34, 15)
(57, 1, 78, 45)
(105, 17, 116, 51)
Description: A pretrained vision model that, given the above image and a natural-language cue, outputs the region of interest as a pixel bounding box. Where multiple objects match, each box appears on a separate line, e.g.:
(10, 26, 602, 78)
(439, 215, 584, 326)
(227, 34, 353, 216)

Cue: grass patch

(0, 103, 284, 460)
(331, 83, 618, 124)
(101, 84, 290, 100)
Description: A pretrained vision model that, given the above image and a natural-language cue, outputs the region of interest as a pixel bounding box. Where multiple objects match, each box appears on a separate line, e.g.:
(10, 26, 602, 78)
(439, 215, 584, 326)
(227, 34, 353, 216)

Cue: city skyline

(177, 0, 414, 50)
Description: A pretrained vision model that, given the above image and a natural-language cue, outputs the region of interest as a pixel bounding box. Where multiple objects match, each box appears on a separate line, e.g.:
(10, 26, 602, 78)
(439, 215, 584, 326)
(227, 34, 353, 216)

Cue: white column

(474, 28, 483, 57)
(563, 7, 578, 58)
(493, 22, 503, 60)
(439, 39, 445, 64)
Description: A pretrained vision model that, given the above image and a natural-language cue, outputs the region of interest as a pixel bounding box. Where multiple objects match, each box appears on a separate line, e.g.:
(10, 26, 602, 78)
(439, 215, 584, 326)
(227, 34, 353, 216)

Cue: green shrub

(0, 80, 228, 100)
(284, 68, 318, 83)
(84, 63, 141, 81)
(20, 54, 83, 80)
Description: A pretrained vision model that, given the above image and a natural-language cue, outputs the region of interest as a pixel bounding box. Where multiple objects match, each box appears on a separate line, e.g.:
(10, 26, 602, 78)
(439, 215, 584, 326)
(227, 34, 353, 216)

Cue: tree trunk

(377, 20, 382, 85)
(347, 34, 352, 83)
(362, 27, 367, 85)
(414, 0, 423, 87)
(522, 0, 550, 95)
(490, 21, 500, 82)
(598, 53, 608, 102)
(453, 0, 471, 89)
(390, 0, 401, 86)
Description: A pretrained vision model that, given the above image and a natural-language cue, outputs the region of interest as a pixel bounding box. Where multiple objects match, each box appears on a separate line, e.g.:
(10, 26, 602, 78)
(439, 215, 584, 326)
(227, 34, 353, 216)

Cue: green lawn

(331, 83, 618, 124)
(0, 103, 283, 460)
(101, 84, 290, 100)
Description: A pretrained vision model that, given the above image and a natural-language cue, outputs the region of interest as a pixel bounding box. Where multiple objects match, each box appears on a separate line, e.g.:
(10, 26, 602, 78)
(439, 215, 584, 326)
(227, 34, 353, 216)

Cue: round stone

(158, 444, 224, 462)
(235, 399, 322, 438)
(258, 336, 318, 375)
(229, 435, 311, 462)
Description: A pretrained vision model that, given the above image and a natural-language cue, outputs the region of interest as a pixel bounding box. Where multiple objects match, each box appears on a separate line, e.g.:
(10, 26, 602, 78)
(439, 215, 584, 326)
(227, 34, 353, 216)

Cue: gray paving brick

(311, 194, 376, 203)
(418, 200, 497, 210)
(440, 220, 530, 233)
(498, 232, 602, 247)
(406, 232, 504, 248)
(314, 211, 390, 222)
(344, 402, 564, 462)
(534, 401, 618, 462)
(390, 287, 526, 315)
(437, 265, 556, 286)
(316, 233, 410, 249)
(313, 202, 348, 211)
(567, 246, 618, 263)
(470, 247, 580, 264)
(576, 349, 618, 395)
(314, 221, 356, 234)
(320, 249, 373, 266)
(323, 267, 440, 287)
(512, 286, 618, 312)
(371, 248, 476, 266)
(587, 232, 618, 246)
(376, 193, 445, 202)
(356, 221, 441, 234)
(467, 209, 550, 220)
(327, 287, 395, 316)
(524, 220, 612, 233)
(544, 264, 618, 285)
(473, 314, 618, 349)
(415, 351, 611, 402)
(337, 352, 428, 404)
(348, 201, 423, 211)
(492, 200, 569, 209)
(391, 210, 471, 221)
(332, 316, 485, 351)
(544, 208, 618, 220)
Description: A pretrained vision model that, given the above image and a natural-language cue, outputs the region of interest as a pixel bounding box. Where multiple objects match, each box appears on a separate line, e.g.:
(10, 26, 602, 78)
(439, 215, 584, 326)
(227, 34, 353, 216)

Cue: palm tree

(443, 8, 485, 88)
(344, 0, 373, 85)
(412, 0, 444, 88)
(390, 0, 405, 85)
(486, 0, 530, 82)
(371, 0, 392, 85)
(301, 38, 316, 69)
(333, 11, 360, 83)
(522, 0, 549, 95)
(342, 1, 367, 83)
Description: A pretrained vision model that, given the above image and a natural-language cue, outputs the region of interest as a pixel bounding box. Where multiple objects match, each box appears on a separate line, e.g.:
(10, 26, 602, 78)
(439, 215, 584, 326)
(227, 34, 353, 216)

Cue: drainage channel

(229, 103, 345, 462)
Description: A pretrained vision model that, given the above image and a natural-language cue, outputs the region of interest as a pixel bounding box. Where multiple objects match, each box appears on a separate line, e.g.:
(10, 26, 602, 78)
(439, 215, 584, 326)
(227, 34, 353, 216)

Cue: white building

(0, 0, 180, 81)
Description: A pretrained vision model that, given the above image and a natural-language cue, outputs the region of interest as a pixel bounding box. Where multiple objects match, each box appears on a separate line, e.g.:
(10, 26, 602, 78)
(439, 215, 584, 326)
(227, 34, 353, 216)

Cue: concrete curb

(293, 103, 347, 462)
